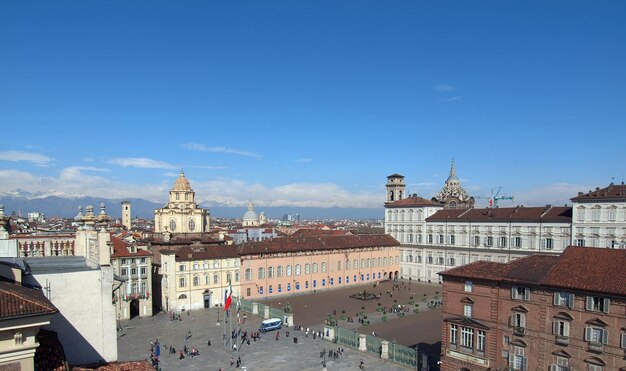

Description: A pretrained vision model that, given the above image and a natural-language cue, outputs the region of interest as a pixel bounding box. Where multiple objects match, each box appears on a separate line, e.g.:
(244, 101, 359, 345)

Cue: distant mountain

(0, 195, 384, 220)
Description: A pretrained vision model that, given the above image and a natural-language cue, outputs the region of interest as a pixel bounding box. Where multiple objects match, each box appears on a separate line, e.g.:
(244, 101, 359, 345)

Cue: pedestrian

(230, 356, 234, 366)
(179, 350, 184, 360)
(237, 356, 242, 367)
(207, 339, 211, 346)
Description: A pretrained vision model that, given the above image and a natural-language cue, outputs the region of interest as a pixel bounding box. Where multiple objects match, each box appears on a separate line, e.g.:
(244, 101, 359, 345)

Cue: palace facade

(439, 246, 626, 371)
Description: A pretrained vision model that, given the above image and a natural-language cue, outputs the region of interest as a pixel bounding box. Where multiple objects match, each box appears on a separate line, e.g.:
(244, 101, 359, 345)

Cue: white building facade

(154, 170, 210, 234)
(571, 182, 626, 249)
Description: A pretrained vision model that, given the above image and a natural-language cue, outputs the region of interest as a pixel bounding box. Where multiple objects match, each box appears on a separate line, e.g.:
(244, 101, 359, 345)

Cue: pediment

(510, 339, 527, 347)
(584, 356, 606, 366)
(553, 312, 573, 321)
(460, 296, 475, 304)
(444, 316, 491, 331)
(585, 318, 608, 327)
(511, 305, 528, 313)
(551, 349, 571, 358)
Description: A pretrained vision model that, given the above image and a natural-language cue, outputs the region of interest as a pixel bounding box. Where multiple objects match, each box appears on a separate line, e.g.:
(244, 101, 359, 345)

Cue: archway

(394, 271, 399, 280)
(130, 299, 140, 319)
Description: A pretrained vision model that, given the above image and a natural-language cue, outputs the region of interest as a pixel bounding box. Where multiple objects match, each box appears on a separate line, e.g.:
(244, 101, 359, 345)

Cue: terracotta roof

(427, 206, 572, 223)
(34, 329, 67, 371)
(110, 235, 151, 258)
(169, 245, 240, 261)
(441, 246, 626, 297)
(541, 246, 626, 296)
(0, 281, 58, 320)
(72, 360, 154, 370)
(439, 254, 558, 284)
(238, 234, 399, 256)
(570, 183, 626, 202)
(291, 229, 353, 237)
(385, 195, 441, 208)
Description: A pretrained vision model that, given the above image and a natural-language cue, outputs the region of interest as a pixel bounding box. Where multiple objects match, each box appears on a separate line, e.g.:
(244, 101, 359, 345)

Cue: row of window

(244, 257, 398, 280)
(178, 260, 239, 272)
(121, 266, 147, 277)
(169, 218, 196, 232)
(508, 286, 611, 314)
(247, 271, 386, 296)
(121, 258, 147, 265)
(576, 205, 624, 222)
(386, 209, 425, 222)
(127, 282, 148, 294)
(179, 272, 240, 287)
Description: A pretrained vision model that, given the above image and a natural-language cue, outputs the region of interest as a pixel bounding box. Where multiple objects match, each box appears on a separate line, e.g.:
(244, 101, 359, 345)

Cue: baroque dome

(172, 170, 192, 191)
(243, 202, 259, 223)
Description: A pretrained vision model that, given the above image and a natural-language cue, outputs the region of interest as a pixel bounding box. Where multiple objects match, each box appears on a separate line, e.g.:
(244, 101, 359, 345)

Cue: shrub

(397, 312, 405, 317)
(413, 308, 420, 313)
(382, 315, 388, 321)
(408, 300, 415, 305)
(341, 315, 347, 320)
(363, 315, 368, 320)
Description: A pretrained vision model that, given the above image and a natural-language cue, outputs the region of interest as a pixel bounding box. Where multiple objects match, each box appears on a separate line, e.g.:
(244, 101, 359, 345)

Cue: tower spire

(450, 159, 456, 177)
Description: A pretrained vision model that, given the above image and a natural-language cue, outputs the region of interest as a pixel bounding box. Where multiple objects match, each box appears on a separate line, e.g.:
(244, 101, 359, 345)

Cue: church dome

(172, 170, 192, 191)
(243, 202, 259, 223)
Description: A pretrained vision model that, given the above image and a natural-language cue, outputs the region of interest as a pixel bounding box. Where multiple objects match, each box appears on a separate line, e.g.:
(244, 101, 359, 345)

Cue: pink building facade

(238, 234, 401, 299)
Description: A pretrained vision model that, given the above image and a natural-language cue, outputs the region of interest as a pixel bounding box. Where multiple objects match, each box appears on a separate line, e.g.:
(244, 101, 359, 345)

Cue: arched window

(193, 276, 200, 286)
(176, 192, 180, 200)
(367, 258, 370, 267)
(378, 257, 382, 266)
(258, 268, 265, 279)
(312, 263, 318, 273)
(321, 262, 327, 273)
(361, 259, 365, 268)
(295, 264, 301, 275)
(188, 219, 195, 232)
(337, 261, 342, 271)
(245, 268, 251, 280)
(178, 294, 187, 299)
(286, 265, 292, 276)
(353, 259, 358, 269)
(305, 263, 310, 274)
(346, 260, 350, 270)
(277, 266, 283, 277)
(268, 266, 274, 278)
(185, 193, 189, 201)
(227, 272, 232, 283)
(169, 219, 177, 232)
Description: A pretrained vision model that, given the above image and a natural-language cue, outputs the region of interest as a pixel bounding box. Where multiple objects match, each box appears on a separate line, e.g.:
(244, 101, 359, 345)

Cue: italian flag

(224, 280, 233, 311)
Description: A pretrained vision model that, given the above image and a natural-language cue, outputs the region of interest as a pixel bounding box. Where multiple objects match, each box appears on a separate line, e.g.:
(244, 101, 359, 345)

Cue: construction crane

(475, 186, 514, 208)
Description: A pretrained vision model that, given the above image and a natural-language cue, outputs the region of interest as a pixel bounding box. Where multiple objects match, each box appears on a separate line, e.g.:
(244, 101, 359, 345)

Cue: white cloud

(433, 84, 457, 92)
(66, 166, 110, 172)
(182, 143, 261, 159)
(190, 180, 381, 208)
(0, 150, 54, 166)
(108, 157, 175, 169)
(0, 168, 168, 201)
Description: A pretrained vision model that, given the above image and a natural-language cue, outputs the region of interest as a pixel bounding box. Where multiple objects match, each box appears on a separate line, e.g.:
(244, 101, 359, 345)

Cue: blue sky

(1, 1, 625, 210)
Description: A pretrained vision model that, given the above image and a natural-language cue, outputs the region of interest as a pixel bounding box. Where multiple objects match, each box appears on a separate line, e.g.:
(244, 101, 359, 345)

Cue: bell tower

(386, 174, 406, 203)
(121, 201, 131, 230)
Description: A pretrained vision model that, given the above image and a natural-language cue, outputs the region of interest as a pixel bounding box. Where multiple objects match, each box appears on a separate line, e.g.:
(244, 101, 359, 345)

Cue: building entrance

(130, 299, 140, 319)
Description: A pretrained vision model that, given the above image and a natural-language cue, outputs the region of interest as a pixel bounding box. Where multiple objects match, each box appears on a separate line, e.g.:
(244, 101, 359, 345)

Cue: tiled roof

(0, 281, 57, 320)
(34, 329, 67, 371)
(427, 206, 572, 223)
(570, 183, 626, 202)
(441, 246, 626, 297)
(541, 246, 626, 296)
(385, 195, 441, 208)
(291, 229, 353, 237)
(110, 235, 151, 258)
(238, 234, 399, 256)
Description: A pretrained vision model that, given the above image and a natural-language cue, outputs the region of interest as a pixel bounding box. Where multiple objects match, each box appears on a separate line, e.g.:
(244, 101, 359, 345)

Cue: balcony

(555, 335, 569, 346)
(587, 341, 603, 354)
(513, 326, 525, 336)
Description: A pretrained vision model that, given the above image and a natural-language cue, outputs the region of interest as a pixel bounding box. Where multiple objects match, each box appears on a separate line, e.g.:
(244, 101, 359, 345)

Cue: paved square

(117, 308, 412, 370)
